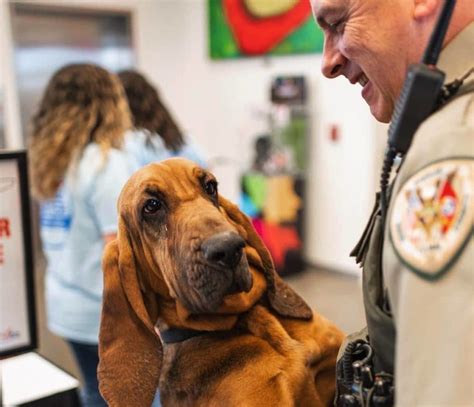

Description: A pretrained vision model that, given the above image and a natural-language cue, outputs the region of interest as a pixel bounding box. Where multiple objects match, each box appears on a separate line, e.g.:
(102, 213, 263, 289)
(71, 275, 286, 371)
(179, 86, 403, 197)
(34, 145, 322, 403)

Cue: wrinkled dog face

(125, 159, 253, 314)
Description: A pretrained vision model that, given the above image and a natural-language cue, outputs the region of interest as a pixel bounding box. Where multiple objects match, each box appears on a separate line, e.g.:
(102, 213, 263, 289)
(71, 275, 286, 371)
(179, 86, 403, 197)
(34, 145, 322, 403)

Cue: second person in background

(118, 69, 206, 168)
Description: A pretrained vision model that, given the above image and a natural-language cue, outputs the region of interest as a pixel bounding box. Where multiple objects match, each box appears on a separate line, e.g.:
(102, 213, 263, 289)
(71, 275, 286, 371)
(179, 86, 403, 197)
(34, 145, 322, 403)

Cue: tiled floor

(285, 268, 366, 334)
(36, 267, 367, 381)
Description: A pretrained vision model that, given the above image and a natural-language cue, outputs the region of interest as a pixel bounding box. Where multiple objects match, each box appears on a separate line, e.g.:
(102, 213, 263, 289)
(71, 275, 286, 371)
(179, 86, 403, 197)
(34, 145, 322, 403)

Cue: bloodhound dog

(98, 158, 344, 407)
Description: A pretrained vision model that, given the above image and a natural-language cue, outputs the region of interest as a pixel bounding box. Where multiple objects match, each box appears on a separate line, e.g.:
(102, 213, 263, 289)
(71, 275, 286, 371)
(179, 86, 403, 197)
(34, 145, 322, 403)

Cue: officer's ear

(413, 0, 440, 21)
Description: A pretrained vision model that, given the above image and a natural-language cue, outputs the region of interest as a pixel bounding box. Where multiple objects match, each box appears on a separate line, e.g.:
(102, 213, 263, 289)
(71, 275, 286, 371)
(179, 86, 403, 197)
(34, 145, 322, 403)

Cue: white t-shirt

(40, 143, 138, 343)
(124, 130, 207, 168)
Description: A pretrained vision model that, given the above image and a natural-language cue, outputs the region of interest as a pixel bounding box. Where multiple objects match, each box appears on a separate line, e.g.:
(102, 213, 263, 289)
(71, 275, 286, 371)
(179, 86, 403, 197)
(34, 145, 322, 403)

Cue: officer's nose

(321, 39, 346, 79)
(201, 232, 245, 269)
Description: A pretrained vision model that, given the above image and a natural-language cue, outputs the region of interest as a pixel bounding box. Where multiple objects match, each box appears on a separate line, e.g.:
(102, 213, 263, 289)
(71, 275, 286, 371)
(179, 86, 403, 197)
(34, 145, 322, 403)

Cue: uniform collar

(438, 22, 474, 83)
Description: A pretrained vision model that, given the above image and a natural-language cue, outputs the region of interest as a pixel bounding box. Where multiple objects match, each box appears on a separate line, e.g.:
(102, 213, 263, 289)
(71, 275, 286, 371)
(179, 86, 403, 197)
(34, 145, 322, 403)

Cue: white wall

(0, 0, 22, 148)
(2, 0, 384, 273)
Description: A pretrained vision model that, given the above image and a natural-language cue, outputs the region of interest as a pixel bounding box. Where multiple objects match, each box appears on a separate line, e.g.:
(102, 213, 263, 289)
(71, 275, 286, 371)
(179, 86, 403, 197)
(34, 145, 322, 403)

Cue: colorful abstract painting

(241, 173, 305, 276)
(209, 0, 324, 59)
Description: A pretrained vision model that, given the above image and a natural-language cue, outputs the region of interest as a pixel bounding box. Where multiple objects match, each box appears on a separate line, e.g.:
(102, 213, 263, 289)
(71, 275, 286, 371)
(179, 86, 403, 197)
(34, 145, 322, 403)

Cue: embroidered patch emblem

(390, 159, 473, 280)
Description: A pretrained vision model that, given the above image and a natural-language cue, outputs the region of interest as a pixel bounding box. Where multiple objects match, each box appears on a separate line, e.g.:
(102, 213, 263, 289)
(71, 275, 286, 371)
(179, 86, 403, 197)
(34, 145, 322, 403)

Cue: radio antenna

(422, 0, 456, 65)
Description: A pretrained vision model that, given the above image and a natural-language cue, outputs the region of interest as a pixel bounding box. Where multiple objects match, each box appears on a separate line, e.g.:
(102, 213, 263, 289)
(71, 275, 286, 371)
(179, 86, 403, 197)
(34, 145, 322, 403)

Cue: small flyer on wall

(0, 151, 37, 358)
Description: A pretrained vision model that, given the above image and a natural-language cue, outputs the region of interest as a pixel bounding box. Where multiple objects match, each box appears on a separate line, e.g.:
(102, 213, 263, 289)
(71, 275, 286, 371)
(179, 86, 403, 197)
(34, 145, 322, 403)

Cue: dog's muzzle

(201, 231, 253, 294)
(202, 231, 244, 268)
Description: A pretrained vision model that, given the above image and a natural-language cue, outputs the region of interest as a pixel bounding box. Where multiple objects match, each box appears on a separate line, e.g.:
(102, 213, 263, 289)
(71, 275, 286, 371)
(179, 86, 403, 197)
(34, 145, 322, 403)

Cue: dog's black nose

(201, 232, 245, 269)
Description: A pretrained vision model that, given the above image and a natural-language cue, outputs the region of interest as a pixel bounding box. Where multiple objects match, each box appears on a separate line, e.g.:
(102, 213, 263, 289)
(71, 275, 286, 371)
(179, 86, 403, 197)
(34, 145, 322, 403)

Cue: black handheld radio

(379, 0, 457, 213)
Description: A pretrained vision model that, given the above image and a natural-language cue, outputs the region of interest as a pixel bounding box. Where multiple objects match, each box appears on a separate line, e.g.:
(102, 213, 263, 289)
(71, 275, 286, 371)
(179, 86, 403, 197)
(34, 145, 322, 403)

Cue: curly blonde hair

(29, 64, 132, 200)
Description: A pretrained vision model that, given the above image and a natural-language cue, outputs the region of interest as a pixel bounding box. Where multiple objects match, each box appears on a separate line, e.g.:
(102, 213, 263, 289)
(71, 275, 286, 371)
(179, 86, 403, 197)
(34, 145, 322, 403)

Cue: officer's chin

(368, 93, 393, 123)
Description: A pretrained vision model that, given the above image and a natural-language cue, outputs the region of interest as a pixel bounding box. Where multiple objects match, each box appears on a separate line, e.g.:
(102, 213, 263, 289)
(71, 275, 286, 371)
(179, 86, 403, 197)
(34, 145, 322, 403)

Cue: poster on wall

(0, 151, 37, 358)
(208, 0, 324, 59)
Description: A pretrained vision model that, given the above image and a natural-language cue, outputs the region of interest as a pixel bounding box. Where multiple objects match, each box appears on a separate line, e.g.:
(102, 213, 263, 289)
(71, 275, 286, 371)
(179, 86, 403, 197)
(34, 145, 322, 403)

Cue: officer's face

(311, 0, 424, 122)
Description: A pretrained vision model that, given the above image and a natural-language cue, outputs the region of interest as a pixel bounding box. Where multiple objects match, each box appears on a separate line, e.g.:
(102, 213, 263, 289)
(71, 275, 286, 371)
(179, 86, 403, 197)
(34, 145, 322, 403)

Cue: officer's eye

(329, 19, 345, 33)
(204, 179, 218, 198)
(143, 198, 163, 215)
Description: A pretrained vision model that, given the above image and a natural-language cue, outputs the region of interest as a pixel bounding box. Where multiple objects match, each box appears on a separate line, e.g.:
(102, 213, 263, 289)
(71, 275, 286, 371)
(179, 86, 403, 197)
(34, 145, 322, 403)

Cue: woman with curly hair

(29, 64, 137, 407)
(118, 69, 206, 168)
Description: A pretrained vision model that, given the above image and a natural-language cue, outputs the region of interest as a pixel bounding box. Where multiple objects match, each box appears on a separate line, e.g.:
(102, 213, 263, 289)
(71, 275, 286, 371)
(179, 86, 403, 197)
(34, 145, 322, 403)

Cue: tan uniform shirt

(383, 23, 474, 406)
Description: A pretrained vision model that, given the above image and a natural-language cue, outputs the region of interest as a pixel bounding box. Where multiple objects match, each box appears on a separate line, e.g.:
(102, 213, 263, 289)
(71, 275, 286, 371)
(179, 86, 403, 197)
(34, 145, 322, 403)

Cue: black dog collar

(160, 328, 208, 344)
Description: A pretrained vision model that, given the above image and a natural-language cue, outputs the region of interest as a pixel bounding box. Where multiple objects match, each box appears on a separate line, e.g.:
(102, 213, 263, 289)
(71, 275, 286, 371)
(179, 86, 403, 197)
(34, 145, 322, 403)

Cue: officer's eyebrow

(314, 4, 344, 27)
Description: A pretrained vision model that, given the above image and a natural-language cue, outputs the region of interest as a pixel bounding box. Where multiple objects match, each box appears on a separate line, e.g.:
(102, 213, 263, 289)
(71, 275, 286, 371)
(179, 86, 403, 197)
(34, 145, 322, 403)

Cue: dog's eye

(143, 198, 163, 215)
(204, 180, 218, 197)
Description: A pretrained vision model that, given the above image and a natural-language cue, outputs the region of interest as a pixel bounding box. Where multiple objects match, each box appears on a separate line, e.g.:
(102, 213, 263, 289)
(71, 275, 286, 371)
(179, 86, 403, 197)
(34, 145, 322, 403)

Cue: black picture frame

(0, 150, 37, 358)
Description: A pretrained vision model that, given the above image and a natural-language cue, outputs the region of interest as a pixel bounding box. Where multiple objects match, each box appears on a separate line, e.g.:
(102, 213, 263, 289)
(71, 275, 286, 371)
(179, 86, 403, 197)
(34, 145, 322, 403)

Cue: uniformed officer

(310, 0, 473, 405)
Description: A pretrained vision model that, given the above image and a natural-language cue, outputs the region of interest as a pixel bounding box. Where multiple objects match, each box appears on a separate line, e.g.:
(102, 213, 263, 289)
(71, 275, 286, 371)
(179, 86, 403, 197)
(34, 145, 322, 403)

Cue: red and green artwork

(208, 0, 324, 59)
(240, 173, 305, 276)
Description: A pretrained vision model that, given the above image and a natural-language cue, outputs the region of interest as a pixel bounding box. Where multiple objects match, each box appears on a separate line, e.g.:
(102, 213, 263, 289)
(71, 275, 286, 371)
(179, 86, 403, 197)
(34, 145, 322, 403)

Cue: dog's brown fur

(98, 158, 344, 407)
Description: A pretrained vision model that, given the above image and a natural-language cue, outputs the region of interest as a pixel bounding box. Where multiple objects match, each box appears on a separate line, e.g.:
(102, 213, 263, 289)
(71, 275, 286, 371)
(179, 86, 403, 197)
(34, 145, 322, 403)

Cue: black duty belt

(336, 336, 394, 407)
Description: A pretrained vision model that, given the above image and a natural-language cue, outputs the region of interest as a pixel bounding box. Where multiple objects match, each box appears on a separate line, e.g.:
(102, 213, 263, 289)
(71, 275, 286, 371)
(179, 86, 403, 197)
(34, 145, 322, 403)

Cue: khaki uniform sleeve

(382, 81, 474, 405)
(384, 155, 474, 406)
(388, 238, 473, 406)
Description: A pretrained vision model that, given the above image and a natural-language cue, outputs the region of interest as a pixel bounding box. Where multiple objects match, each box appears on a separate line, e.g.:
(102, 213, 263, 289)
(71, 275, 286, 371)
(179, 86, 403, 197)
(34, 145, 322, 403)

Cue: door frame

(2, 0, 139, 149)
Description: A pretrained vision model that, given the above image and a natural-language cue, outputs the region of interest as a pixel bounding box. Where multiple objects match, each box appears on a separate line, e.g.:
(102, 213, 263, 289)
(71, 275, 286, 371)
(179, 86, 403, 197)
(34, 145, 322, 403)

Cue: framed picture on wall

(208, 0, 324, 59)
(0, 151, 37, 358)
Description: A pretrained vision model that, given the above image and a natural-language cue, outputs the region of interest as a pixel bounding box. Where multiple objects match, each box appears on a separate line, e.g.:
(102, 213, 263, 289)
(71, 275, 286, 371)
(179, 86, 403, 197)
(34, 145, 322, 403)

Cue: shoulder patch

(390, 159, 473, 280)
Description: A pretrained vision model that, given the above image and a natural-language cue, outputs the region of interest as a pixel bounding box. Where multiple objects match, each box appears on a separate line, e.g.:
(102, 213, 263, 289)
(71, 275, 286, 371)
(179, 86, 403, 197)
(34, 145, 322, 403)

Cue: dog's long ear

(98, 218, 162, 407)
(219, 196, 312, 320)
